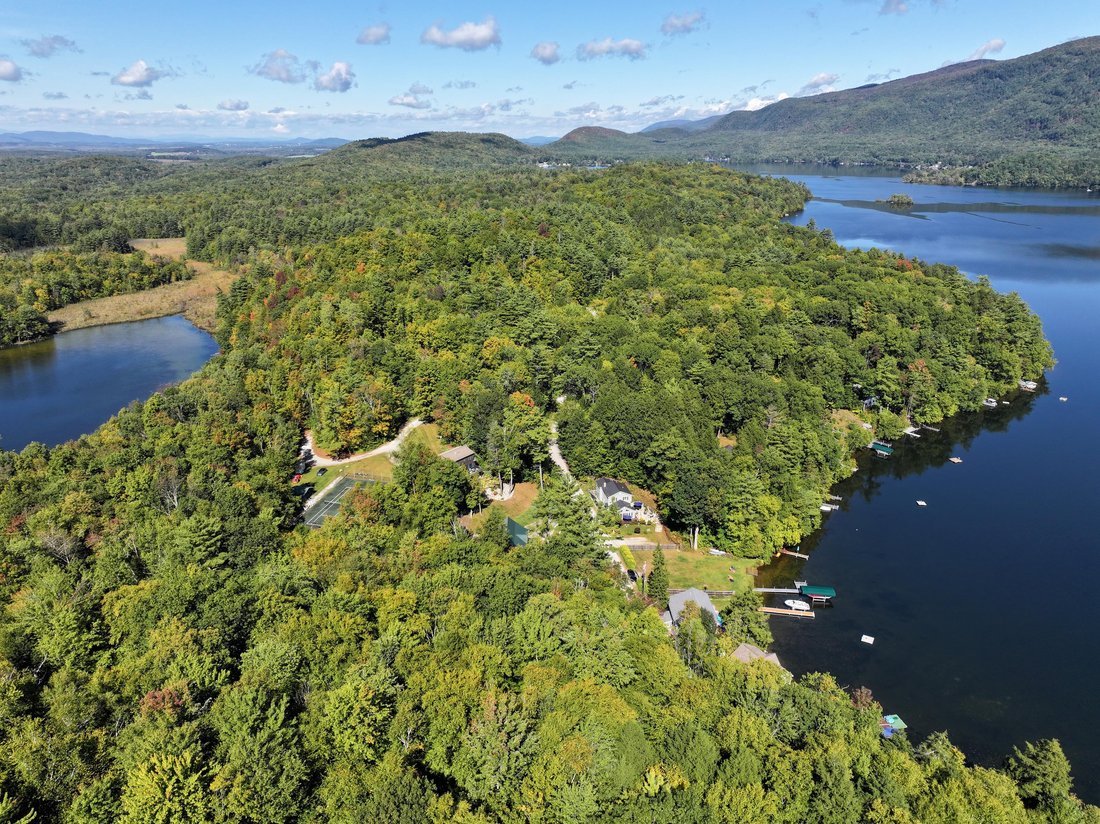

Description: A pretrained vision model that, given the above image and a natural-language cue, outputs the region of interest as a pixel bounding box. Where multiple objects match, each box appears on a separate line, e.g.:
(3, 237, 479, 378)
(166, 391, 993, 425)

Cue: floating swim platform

(949, 457, 963, 464)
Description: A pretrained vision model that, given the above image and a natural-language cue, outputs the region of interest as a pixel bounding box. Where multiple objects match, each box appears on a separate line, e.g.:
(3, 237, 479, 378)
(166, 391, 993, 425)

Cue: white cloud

(250, 49, 306, 84)
(123, 89, 153, 101)
(421, 17, 501, 51)
(388, 82, 433, 109)
(23, 35, 80, 58)
(661, 11, 705, 36)
(966, 38, 1006, 61)
(865, 68, 900, 83)
(0, 59, 23, 82)
(797, 72, 839, 96)
(357, 23, 391, 45)
(218, 99, 249, 111)
(111, 59, 166, 87)
(273, 122, 289, 134)
(389, 93, 432, 110)
(640, 94, 683, 107)
(577, 38, 647, 61)
(175, 103, 189, 110)
(741, 93, 789, 111)
(563, 80, 579, 90)
(315, 61, 355, 92)
(444, 80, 477, 89)
(496, 97, 532, 112)
(880, 0, 908, 14)
(530, 41, 560, 65)
(43, 91, 68, 100)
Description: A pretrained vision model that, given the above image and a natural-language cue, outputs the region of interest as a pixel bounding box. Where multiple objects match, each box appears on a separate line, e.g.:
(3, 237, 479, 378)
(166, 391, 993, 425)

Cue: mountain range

(2, 36, 1097, 185)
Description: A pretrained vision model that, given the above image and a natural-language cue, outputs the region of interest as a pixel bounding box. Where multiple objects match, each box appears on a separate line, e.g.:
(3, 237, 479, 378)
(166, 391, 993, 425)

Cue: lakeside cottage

(730, 642, 784, 670)
(439, 445, 480, 473)
(666, 588, 721, 628)
(594, 477, 633, 507)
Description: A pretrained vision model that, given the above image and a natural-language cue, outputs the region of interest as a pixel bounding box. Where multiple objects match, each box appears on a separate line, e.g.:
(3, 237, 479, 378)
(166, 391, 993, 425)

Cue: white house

(594, 477, 633, 507)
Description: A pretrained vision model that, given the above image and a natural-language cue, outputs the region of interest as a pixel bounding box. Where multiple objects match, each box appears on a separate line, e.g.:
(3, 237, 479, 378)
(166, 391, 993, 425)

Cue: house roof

(731, 642, 783, 668)
(439, 445, 476, 462)
(595, 477, 630, 497)
(667, 588, 720, 623)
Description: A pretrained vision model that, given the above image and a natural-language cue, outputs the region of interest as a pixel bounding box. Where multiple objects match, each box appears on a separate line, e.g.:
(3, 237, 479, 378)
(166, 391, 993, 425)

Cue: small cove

(0, 315, 218, 452)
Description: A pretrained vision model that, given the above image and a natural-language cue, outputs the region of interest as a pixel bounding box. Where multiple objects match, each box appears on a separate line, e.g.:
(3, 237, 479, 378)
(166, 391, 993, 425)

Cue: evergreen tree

(650, 545, 670, 606)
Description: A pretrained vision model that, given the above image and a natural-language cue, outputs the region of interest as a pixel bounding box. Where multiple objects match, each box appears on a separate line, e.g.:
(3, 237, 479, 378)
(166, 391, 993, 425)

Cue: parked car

(317, 467, 328, 477)
(627, 569, 638, 583)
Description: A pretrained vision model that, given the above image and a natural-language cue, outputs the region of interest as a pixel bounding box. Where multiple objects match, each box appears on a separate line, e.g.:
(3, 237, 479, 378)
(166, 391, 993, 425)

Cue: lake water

(0, 316, 218, 452)
(741, 165, 1100, 802)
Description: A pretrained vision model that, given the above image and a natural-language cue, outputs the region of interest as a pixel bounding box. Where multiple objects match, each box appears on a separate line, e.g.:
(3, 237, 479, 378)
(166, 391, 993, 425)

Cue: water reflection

(0, 316, 217, 451)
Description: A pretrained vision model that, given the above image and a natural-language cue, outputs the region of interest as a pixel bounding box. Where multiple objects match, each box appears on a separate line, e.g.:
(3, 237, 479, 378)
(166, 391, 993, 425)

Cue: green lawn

(405, 422, 444, 453)
(296, 453, 395, 495)
(630, 549, 755, 594)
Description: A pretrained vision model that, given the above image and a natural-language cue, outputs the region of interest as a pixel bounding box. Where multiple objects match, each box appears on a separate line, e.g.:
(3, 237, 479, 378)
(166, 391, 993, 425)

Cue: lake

(0, 315, 218, 452)
(740, 165, 1100, 802)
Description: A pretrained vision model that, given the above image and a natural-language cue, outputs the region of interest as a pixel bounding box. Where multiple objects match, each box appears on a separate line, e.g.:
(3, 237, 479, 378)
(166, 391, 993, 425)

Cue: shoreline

(46, 245, 237, 335)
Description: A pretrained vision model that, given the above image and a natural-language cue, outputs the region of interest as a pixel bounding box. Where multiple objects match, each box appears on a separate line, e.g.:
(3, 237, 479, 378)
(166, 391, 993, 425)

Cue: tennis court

(302, 474, 381, 528)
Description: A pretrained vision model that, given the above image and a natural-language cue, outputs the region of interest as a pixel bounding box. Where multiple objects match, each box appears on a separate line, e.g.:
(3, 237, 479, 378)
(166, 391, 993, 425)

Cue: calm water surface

(740, 165, 1100, 802)
(0, 315, 218, 452)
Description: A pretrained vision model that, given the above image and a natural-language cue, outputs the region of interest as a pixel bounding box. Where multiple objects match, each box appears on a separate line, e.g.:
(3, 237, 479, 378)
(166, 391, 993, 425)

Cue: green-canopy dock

(799, 584, 837, 605)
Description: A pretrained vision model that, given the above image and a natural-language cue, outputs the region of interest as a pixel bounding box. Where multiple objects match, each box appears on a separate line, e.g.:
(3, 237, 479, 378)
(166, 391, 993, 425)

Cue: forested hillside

(0, 154, 1084, 822)
(547, 36, 1100, 187)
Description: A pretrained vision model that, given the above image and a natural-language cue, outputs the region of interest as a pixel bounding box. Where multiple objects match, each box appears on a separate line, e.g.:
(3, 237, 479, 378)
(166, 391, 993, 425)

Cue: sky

(0, 1, 1095, 141)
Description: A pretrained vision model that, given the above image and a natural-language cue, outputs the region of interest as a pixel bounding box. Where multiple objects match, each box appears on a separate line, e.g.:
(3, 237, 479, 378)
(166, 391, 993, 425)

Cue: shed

(667, 588, 721, 627)
(595, 477, 633, 507)
(439, 445, 480, 472)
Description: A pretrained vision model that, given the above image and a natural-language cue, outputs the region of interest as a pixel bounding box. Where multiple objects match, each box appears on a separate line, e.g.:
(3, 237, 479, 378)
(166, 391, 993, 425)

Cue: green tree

(649, 546, 669, 606)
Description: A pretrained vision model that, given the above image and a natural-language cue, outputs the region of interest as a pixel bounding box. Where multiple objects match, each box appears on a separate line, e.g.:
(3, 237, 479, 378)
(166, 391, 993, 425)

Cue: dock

(903, 426, 921, 438)
(753, 587, 801, 594)
(779, 548, 809, 559)
(870, 440, 894, 457)
(759, 607, 816, 619)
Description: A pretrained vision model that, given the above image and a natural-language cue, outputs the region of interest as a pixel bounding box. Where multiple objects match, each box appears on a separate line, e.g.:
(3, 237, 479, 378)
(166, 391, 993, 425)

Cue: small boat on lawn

(784, 599, 811, 611)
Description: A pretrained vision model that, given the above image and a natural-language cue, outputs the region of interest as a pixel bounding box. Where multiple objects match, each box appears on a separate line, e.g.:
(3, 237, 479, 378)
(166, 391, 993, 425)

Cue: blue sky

(0, 1, 1094, 140)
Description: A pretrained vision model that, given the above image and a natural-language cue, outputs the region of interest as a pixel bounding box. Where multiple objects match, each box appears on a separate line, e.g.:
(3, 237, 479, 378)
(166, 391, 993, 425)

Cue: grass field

(403, 422, 444, 454)
(630, 548, 755, 594)
(48, 238, 237, 334)
(462, 482, 540, 533)
(297, 454, 395, 496)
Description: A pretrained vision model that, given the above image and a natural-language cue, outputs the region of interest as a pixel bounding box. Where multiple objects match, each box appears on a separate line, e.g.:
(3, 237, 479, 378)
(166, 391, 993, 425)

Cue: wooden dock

(753, 587, 800, 594)
(759, 607, 816, 619)
(779, 548, 809, 559)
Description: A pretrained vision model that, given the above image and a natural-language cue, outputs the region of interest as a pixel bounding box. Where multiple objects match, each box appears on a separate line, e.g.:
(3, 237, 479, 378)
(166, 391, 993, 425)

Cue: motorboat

(784, 599, 811, 611)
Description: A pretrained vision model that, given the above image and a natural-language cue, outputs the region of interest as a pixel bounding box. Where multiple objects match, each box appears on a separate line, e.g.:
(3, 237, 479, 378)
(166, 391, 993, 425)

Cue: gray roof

(731, 642, 782, 668)
(667, 588, 720, 623)
(439, 445, 476, 462)
(596, 477, 630, 497)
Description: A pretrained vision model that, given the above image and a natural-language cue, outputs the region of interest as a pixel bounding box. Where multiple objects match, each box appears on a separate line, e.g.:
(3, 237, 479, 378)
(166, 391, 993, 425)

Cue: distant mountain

(327, 131, 534, 169)
(640, 115, 722, 133)
(0, 131, 349, 157)
(545, 36, 1100, 184)
(518, 135, 559, 146)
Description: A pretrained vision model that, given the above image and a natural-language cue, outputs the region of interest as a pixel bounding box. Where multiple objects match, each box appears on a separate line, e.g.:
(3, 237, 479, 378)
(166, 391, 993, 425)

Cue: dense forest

(0, 249, 191, 346)
(0, 149, 1086, 822)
